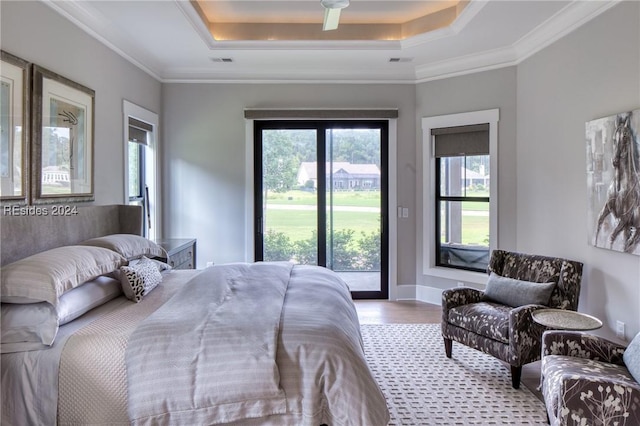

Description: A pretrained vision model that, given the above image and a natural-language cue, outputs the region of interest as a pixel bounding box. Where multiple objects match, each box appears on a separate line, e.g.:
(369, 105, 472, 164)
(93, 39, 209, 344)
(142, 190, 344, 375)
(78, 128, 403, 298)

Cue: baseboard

(394, 285, 443, 306)
(395, 284, 417, 300)
(416, 285, 443, 306)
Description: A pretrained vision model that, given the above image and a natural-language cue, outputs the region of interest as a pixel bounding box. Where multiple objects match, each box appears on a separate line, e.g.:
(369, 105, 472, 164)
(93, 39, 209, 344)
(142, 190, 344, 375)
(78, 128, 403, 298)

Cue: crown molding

(41, 0, 163, 81)
(43, 0, 622, 84)
(177, 0, 484, 51)
(401, 0, 487, 49)
(512, 0, 621, 62)
(202, 40, 402, 51)
(161, 67, 416, 84)
(414, 46, 519, 83)
(174, 0, 218, 49)
(415, 0, 621, 83)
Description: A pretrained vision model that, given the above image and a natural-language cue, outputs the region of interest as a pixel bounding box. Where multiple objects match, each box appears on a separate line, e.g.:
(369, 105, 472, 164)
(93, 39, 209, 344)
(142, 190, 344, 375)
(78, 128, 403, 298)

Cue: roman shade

(244, 109, 399, 119)
(128, 117, 152, 145)
(432, 123, 489, 157)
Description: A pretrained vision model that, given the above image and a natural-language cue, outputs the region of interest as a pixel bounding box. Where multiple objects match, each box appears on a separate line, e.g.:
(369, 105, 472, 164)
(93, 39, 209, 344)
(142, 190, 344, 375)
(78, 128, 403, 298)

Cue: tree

(327, 129, 381, 166)
(262, 131, 299, 194)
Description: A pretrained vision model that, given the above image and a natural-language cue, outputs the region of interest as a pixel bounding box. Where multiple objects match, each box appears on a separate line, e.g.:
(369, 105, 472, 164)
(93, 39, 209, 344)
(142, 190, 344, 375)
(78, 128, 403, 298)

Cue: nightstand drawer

(153, 238, 197, 270)
(169, 246, 195, 269)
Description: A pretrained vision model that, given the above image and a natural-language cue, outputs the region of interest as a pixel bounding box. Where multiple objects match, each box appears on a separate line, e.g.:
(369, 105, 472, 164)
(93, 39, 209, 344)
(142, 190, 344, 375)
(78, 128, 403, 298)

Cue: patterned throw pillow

(119, 257, 163, 303)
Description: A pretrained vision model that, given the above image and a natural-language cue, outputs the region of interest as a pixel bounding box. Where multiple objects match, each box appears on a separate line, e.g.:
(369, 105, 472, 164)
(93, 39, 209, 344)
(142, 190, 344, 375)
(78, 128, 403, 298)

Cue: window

(433, 124, 490, 272)
(128, 118, 149, 234)
(422, 109, 498, 281)
(123, 101, 159, 240)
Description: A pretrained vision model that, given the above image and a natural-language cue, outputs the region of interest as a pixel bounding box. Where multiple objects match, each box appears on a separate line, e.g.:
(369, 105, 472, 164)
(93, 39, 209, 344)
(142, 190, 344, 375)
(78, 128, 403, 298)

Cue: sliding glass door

(254, 120, 388, 299)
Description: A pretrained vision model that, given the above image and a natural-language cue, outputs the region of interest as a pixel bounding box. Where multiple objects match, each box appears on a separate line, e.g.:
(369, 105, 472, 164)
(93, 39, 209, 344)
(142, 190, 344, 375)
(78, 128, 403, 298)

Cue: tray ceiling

(43, 0, 620, 83)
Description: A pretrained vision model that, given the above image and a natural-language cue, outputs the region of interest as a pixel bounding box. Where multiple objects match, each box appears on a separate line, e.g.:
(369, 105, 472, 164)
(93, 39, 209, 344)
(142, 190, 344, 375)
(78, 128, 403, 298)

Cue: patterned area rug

(361, 324, 548, 425)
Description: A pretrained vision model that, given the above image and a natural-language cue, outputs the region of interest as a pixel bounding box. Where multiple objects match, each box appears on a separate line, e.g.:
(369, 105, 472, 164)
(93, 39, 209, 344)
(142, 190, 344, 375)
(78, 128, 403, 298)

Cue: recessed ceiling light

(211, 57, 233, 63)
(389, 57, 413, 63)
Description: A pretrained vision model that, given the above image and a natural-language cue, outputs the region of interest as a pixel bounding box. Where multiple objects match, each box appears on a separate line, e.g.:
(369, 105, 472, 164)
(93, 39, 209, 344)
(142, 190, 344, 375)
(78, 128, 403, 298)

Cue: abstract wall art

(586, 109, 640, 255)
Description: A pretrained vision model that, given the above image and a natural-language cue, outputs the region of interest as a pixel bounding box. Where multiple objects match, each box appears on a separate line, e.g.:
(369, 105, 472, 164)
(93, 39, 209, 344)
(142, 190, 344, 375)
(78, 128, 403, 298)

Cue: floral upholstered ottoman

(541, 330, 640, 426)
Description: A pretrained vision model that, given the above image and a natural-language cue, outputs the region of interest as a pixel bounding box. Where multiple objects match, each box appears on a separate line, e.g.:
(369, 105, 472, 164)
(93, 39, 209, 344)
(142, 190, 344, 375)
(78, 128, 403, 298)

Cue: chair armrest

(508, 304, 547, 364)
(542, 330, 626, 365)
(441, 287, 484, 321)
(509, 304, 546, 333)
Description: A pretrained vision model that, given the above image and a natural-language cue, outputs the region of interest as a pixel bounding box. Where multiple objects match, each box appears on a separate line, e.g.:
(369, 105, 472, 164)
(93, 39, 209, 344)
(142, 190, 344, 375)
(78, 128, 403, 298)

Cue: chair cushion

(448, 302, 511, 344)
(542, 355, 640, 418)
(623, 332, 640, 383)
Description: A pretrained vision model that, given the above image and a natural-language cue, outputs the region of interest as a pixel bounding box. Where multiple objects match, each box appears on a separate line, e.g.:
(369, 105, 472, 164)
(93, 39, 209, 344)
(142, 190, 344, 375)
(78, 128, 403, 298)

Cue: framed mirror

(0, 50, 29, 204)
(32, 65, 94, 203)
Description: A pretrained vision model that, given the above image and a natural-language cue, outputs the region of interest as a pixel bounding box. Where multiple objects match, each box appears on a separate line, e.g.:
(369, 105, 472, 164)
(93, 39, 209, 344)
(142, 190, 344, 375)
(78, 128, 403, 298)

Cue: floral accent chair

(441, 249, 583, 389)
(541, 330, 640, 426)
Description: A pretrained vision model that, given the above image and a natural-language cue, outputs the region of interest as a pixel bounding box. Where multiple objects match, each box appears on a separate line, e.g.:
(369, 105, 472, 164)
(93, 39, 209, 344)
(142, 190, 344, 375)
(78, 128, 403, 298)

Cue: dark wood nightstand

(153, 238, 196, 270)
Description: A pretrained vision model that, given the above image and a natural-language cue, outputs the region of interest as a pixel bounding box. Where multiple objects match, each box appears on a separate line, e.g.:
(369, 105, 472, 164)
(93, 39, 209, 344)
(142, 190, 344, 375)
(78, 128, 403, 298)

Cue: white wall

(161, 83, 417, 287)
(0, 1, 162, 205)
(516, 1, 640, 340)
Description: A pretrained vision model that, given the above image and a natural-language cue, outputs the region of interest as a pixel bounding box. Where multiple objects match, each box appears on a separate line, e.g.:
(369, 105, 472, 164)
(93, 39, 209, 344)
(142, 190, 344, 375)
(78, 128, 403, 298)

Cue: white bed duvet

(1, 263, 389, 426)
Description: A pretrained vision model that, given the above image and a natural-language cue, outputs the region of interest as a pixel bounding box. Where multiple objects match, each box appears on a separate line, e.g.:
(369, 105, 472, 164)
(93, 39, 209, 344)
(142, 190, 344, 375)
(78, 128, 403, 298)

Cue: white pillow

(1, 275, 122, 353)
(119, 257, 163, 303)
(1, 302, 58, 353)
(1, 246, 127, 306)
(79, 234, 166, 260)
(57, 275, 122, 324)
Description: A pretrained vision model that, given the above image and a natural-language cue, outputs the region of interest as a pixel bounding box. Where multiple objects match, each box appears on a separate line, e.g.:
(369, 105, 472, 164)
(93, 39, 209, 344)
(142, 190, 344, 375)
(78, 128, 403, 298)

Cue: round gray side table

(532, 309, 603, 331)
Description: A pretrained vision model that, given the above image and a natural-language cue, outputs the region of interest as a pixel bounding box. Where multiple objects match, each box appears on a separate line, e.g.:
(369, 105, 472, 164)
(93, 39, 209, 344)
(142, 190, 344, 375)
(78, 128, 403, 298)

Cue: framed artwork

(0, 50, 29, 204)
(31, 65, 94, 203)
(586, 109, 640, 255)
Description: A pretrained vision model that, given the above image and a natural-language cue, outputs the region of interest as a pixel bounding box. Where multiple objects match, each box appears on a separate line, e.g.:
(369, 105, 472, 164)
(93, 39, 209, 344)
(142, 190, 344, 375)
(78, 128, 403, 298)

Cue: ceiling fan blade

(322, 7, 341, 31)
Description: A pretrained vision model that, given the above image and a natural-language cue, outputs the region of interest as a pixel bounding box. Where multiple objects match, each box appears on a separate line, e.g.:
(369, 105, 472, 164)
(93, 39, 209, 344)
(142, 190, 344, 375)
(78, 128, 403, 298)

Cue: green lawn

(265, 209, 380, 242)
(267, 190, 380, 207)
(265, 189, 489, 245)
(459, 215, 490, 245)
(267, 189, 488, 210)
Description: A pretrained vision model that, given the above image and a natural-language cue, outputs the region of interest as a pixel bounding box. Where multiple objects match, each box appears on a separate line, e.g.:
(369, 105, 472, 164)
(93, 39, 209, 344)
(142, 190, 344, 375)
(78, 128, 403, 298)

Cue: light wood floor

(354, 299, 442, 324)
(353, 300, 543, 400)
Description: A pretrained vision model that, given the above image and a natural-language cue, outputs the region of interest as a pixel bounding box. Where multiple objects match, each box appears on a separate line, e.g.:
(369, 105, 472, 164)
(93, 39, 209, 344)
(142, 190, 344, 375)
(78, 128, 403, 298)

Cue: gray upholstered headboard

(1, 204, 143, 266)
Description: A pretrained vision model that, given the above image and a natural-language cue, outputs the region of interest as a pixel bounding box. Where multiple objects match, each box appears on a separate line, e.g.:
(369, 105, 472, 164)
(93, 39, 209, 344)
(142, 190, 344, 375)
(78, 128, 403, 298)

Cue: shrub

(294, 231, 318, 264)
(358, 230, 381, 270)
(327, 229, 359, 271)
(264, 228, 382, 273)
(263, 230, 294, 261)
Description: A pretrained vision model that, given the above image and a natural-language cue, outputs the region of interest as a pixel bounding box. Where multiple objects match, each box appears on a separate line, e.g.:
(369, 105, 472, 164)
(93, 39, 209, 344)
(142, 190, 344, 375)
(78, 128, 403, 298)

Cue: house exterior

(461, 167, 489, 189)
(297, 162, 381, 190)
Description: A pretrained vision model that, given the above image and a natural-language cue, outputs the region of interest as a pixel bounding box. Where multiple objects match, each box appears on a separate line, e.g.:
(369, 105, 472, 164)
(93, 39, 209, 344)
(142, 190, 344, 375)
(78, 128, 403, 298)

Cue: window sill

(423, 266, 488, 286)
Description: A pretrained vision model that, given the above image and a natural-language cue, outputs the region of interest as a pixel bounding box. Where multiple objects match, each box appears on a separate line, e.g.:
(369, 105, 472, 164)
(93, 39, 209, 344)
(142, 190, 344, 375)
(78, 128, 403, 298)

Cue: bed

(1, 205, 389, 426)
